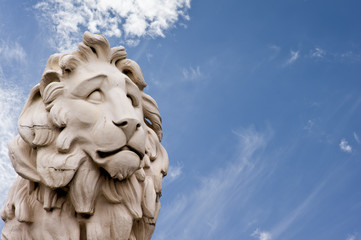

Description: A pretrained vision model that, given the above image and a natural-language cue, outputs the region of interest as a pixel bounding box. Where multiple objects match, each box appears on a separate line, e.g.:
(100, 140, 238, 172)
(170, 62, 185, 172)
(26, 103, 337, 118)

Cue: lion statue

(1, 32, 168, 240)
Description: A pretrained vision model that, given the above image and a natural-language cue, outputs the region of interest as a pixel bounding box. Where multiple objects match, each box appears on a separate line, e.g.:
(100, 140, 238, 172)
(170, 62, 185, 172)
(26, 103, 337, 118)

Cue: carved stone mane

(1, 32, 168, 240)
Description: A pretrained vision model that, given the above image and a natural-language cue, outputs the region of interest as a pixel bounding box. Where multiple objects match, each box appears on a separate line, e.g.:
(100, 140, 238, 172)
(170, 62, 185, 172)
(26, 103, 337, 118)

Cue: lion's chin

(93, 150, 141, 181)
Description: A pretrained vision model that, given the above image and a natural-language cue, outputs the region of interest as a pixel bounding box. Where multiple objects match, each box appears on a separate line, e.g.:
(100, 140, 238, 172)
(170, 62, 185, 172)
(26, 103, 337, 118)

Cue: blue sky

(1, 0, 361, 239)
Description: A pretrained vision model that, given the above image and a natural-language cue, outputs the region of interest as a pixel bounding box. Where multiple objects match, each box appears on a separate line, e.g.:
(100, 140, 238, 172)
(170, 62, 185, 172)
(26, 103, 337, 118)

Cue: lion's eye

(127, 94, 139, 107)
(87, 90, 103, 103)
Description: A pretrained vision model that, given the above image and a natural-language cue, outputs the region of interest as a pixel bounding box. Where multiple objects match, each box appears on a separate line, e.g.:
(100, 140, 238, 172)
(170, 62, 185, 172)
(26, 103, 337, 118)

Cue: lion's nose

(113, 118, 141, 140)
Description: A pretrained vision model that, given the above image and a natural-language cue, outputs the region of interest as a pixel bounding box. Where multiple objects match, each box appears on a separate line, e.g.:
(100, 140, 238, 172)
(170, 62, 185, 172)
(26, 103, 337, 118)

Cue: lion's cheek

(93, 151, 140, 180)
(61, 100, 103, 127)
(89, 124, 126, 149)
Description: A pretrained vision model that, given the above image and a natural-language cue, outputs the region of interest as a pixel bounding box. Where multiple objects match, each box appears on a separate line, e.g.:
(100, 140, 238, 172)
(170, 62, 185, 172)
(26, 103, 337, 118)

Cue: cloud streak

(268, 177, 328, 239)
(154, 127, 272, 239)
(284, 50, 299, 66)
(34, 0, 191, 51)
(353, 132, 360, 144)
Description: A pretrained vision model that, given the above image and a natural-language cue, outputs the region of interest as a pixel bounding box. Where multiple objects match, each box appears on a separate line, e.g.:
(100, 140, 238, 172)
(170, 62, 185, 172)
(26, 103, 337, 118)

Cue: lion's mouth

(97, 145, 144, 159)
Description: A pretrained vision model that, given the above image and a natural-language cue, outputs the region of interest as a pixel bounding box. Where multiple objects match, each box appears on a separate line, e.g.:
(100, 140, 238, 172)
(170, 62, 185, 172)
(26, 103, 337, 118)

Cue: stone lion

(1, 32, 168, 240)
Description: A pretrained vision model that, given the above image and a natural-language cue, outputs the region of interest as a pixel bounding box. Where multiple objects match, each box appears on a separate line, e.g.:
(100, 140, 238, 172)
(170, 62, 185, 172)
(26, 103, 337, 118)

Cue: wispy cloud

(0, 84, 25, 204)
(340, 138, 352, 153)
(340, 51, 361, 62)
(354, 132, 361, 144)
(304, 119, 315, 131)
(34, 0, 191, 51)
(303, 47, 361, 63)
(182, 66, 202, 80)
(345, 233, 360, 240)
(146, 53, 153, 62)
(251, 228, 272, 240)
(263, 176, 329, 240)
(284, 50, 300, 66)
(0, 41, 26, 64)
(164, 162, 183, 185)
(346, 234, 357, 240)
(310, 47, 326, 58)
(268, 45, 281, 60)
(154, 127, 272, 239)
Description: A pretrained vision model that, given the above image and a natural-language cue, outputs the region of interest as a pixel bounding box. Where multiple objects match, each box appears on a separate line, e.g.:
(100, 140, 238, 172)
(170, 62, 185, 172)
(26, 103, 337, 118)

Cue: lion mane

(1, 32, 168, 240)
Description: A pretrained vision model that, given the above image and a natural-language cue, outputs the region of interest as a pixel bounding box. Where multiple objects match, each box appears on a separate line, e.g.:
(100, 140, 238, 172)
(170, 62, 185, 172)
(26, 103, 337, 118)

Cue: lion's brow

(72, 74, 107, 97)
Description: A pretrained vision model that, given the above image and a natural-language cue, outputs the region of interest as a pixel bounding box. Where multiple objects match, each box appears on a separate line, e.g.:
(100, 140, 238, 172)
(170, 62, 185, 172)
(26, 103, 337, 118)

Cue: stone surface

(1, 32, 169, 240)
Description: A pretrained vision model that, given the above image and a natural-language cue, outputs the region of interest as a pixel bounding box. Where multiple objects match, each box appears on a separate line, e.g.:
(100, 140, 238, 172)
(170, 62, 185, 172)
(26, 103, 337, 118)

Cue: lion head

(1, 32, 168, 240)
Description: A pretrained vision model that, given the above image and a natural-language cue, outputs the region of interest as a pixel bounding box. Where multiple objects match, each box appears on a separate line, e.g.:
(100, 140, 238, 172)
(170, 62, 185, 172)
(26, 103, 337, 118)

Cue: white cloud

(340, 138, 352, 153)
(34, 0, 191, 51)
(0, 84, 25, 204)
(284, 50, 299, 66)
(353, 132, 361, 144)
(251, 228, 272, 240)
(182, 66, 202, 80)
(0, 41, 26, 64)
(311, 48, 325, 58)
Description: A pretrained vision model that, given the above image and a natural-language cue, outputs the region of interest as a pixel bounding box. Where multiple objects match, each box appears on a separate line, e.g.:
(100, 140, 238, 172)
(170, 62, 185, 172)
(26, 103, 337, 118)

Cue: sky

(1, 0, 361, 239)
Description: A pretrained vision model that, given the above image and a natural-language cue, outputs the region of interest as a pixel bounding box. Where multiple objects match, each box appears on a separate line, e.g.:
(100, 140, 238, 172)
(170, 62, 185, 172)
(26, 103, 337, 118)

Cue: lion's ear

(116, 59, 147, 91)
(142, 93, 163, 141)
(18, 84, 55, 147)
